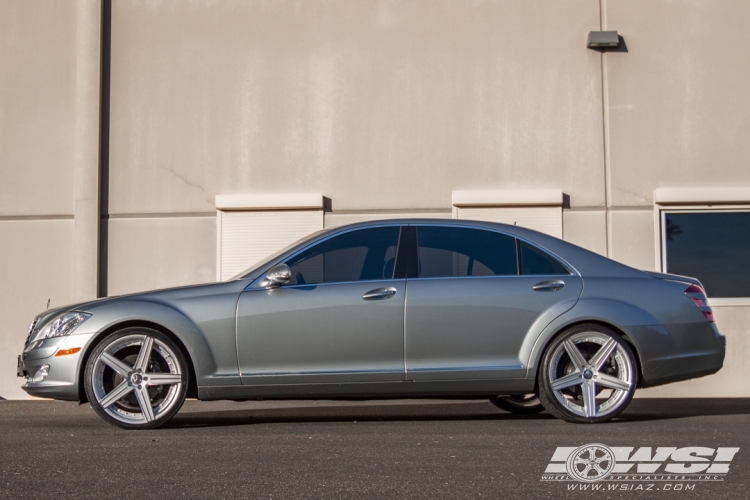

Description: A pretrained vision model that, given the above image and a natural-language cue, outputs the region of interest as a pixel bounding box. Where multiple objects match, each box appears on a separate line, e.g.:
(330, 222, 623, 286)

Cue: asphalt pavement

(2, 398, 750, 499)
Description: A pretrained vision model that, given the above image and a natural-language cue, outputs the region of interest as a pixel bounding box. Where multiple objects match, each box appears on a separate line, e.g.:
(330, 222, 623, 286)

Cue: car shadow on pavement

(616, 398, 750, 423)
(167, 402, 555, 428)
(165, 398, 750, 429)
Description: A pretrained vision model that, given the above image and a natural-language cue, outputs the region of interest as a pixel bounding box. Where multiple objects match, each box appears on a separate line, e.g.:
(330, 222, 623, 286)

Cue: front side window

(416, 226, 517, 278)
(663, 211, 750, 297)
(285, 226, 400, 285)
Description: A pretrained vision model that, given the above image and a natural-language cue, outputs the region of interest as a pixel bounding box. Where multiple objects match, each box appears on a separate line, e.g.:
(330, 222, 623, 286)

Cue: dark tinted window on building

(285, 227, 400, 284)
(416, 226, 517, 278)
(519, 240, 569, 275)
(664, 211, 750, 297)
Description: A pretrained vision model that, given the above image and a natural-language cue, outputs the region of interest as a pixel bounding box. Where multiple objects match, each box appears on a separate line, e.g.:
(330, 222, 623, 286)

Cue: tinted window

(665, 211, 750, 297)
(519, 240, 569, 275)
(285, 227, 400, 285)
(416, 226, 517, 278)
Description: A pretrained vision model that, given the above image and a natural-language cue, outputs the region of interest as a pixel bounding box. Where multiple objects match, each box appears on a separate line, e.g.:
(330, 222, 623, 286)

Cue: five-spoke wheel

(84, 327, 188, 429)
(538, 324, 637, 423)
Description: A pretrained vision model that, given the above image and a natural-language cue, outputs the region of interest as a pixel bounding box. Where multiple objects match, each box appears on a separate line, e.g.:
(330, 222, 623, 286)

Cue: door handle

(532, 280, 565, 292)
(363, 287, 397, 300)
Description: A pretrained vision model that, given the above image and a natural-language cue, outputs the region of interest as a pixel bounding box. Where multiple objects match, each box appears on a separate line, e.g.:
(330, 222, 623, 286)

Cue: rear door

(404, 225, 583, 380)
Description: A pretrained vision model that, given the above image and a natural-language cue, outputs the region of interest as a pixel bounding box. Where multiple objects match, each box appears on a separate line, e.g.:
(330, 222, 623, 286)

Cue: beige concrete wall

(0, 221, 75, 399)
(107, 0, 605, 216)
(0, 1, 80, 399)
(608, 210, 655, 271)
(606, 0, 750, 207)
(562, 210, 607, 256)
(2, 0, 749, 399)
(0, 1, 77, 216)
(106, 217, 216, 296)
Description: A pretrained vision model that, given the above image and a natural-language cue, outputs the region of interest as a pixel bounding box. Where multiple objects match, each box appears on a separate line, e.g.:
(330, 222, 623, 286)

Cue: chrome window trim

(245, 220, 581, 289)
(247, 277, 405, 291)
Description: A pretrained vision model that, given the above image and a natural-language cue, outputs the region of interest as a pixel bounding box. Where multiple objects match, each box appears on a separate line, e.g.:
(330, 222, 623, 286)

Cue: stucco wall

(0, 1, 80, 399)
(1, 0, 748, 398)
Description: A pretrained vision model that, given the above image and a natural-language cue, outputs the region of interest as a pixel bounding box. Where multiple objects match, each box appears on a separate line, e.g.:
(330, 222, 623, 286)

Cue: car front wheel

(84, 327, 188, 429)
(538, 324, 637, 423)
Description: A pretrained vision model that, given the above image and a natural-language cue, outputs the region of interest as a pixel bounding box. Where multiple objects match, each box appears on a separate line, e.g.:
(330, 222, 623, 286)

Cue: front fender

(74, 299, 229, 389)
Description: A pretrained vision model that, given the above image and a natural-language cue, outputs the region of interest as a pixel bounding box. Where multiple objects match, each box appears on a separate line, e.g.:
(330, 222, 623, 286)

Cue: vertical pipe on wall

(72, 0, 103, 302)
(599, 0, 613, 257)
(98, 0, 111, 297)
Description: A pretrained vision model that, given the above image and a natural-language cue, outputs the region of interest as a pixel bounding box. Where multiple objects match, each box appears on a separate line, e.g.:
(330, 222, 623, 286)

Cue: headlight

(29, 312, 91, 344)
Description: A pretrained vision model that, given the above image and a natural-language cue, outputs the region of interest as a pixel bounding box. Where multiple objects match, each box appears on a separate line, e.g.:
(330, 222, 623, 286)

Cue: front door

(236, 225, 406, 385)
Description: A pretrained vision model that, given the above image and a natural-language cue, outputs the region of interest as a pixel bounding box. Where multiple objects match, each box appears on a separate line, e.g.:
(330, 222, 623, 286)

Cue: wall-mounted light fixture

(587, 30, 620, 50)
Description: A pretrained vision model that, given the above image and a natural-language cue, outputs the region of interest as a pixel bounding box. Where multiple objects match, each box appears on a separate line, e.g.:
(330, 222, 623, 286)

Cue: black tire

(84, 327, 188, 430)
(489, 394, 545, 414)
(538, 324, 638, 424)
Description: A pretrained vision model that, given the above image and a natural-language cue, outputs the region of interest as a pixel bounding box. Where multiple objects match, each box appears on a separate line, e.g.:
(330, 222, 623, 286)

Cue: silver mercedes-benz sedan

(18, 219, 725, 428)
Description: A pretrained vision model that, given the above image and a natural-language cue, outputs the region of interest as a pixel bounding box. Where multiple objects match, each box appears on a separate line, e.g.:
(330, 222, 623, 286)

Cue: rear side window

(519, 240, 569, 275)
(285, 227, 400, 285)
(416, 226, 517, 278)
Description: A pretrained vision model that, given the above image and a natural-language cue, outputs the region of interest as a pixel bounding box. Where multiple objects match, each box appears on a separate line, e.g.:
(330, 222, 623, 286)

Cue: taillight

(685, 284, 714, 322)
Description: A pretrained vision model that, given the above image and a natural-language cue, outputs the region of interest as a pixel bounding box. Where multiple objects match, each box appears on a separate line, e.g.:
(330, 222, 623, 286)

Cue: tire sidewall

(84, 327, 188, 430)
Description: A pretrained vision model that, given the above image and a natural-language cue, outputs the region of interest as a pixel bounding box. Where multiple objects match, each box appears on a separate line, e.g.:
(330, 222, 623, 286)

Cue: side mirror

(260, 264, 291, 288)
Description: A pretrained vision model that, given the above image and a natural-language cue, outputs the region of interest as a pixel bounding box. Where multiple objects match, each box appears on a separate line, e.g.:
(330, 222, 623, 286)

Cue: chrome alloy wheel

(543, 329, 636, 422)
(87, 331, 185, 428)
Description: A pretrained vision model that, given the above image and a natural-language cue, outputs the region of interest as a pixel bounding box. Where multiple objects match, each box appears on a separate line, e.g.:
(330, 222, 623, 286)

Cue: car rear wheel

(489, 394, 545, 414)
(538, 324, 637, 423)
(84, 327, 187, 429)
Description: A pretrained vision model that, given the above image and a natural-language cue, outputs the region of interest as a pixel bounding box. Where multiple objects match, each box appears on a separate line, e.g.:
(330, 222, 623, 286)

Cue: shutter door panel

(455, 206, 562, 238)
(219, 210, 323, 280)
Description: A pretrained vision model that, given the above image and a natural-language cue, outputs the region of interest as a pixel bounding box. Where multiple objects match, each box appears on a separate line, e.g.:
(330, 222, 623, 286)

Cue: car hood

(33, 280, 251, 325)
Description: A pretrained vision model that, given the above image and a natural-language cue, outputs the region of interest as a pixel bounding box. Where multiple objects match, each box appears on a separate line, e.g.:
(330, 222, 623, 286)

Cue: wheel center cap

(130, 373, 143, 385)
(583, 369, 594, 380)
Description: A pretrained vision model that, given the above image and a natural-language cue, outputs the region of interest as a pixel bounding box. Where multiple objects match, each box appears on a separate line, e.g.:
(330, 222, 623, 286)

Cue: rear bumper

(640, 347, 725, 387)
(628, 322, 726, 388)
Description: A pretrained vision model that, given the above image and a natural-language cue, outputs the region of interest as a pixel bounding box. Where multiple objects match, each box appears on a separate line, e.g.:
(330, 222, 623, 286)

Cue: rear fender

(524, 298, 658, 378)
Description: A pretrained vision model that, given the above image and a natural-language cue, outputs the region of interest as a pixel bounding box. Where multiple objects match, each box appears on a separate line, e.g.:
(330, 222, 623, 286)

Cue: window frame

(658, 206, 750, 305)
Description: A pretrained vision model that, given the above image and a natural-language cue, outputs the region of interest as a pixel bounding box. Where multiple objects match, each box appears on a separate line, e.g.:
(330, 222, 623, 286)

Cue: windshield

(228, 229, 329, 281)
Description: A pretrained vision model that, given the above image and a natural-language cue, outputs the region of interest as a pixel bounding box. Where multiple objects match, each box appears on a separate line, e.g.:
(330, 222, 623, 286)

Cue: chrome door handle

(362, 287, 397, 300)
(532, 280, 565, 292)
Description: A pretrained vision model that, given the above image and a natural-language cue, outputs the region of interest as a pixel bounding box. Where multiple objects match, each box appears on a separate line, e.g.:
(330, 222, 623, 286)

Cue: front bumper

(18, 332, 95, 401)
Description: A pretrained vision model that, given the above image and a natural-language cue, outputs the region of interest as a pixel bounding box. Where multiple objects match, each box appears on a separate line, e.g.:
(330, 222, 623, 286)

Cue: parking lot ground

(2, 398, 750, 499)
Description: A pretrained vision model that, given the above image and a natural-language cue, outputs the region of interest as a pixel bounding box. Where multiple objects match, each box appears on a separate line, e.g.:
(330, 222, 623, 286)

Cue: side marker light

(55, 347, 82, 357)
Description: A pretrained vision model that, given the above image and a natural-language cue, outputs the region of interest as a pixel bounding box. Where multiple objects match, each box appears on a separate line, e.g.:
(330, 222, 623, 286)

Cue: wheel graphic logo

(566, 444, 616, 482)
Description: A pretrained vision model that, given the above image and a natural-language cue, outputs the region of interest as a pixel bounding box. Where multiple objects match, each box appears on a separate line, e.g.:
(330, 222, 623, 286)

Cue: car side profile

(18, 219, 725, 428)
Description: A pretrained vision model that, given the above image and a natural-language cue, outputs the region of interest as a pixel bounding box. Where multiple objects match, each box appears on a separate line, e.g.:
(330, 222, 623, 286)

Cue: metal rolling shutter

(452, 189, 563, 238)
(216, 194, 324, 280)
(454, 206, 562, 238)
